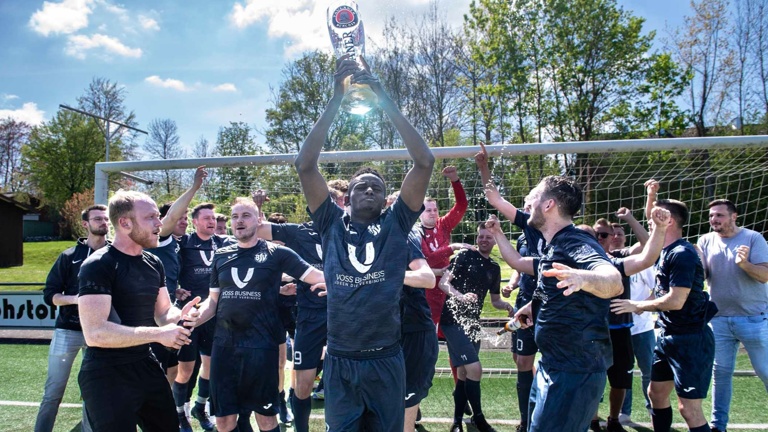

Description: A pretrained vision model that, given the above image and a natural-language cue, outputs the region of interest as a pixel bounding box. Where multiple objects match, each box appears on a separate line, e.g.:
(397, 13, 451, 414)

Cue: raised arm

(644, 179, 659, 221)
(251, 189, 274, 240)
(295, 57, 355, 213)
(474, 142, 518, 221)
(159, 166, 207, 237)
(355, 63, 434, 211)
(621, 207, 671, 276)
(485, 215, 535, 275)
(616, 207, 649, 247)
(439, 166, 468, 229)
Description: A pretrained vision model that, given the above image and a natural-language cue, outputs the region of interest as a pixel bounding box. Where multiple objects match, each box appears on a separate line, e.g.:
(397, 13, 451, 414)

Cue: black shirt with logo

(210, 240, 311, 349)
(310, 195, 422, 356)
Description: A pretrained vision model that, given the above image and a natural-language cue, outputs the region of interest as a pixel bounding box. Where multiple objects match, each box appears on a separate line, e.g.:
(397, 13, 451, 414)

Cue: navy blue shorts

(324, 351, 405, 432)
(178, 318, 215, 362)
(652, 327, 714, 399)
(293, 307, 327, 371)
(607, 327, 634, 389)
(79, 355, 177, 432)
(442, 323, 481, 367)
(529, 362, 606, 432)
(279, 304, 297, 339)
(511, 325, 538, 356)
(401, 330, 438, 408)
(210, 344, 279, 418)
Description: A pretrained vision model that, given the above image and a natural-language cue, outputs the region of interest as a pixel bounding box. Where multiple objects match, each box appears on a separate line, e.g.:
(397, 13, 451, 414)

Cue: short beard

(234, 226, 256, 242)
(89, 226, 109, 236)
(129, 227, 157, 249)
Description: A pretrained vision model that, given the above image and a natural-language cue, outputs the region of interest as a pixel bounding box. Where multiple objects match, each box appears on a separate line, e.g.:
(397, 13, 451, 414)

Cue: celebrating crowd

(35, 57, 768, 432)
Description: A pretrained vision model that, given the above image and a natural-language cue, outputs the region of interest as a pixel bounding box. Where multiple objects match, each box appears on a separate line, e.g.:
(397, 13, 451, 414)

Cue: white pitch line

(2, 401, 766, 430)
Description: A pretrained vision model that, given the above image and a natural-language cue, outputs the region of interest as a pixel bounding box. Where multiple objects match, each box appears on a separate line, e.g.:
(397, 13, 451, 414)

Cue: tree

(263, 51, 370, 154)
(143, 118, 184, 195)
(59, 188, 94, 240)
(545, 0, 653, 142)
(22, 110, 103, 209)
(207, 122, 264, 204)
(608, 53, 693, 137)
(667, 0, 733, 136)
(76, 77, 139, 160)
(406, 2, 465, 149)
(0, 117, 31, 192)
(752, 0, 768, 119)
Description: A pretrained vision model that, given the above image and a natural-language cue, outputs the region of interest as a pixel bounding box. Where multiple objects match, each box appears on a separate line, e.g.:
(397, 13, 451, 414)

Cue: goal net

(97, 136, 768, 374)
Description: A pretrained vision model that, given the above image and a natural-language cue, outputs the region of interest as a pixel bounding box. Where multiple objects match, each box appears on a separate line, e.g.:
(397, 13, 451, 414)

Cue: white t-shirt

(629, 266, 655, 335)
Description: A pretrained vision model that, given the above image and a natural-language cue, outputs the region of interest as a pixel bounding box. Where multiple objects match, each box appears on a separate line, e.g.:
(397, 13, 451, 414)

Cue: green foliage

(0, 240, 71, 285)
(206, 122, 263, 203)
(264, 51, 373, 154)
(21, 111, 104, 209)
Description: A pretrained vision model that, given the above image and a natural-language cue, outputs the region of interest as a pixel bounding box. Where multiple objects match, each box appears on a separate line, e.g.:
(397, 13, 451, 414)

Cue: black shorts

(279, 304, 297, 339)
(324, 351, 405, 431)
(150, 343, 179, 372)
(652, 327, 714, 399)
(78, 356, 177, 432)
(210, 344, 279, 417)
(606, 327, 634, 389)
(293, 307, 327, 371)
(442, 323, 481, 367)
(178, 318, 215, 362)
(401, 330, 438, 408)
(511, 325, 537, 356)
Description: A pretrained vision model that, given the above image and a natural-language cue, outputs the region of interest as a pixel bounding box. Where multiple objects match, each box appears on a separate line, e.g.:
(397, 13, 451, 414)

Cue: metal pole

(105, 120, 110, 162)
(94, 167, 108, 205)
(93, 135, 768, 174)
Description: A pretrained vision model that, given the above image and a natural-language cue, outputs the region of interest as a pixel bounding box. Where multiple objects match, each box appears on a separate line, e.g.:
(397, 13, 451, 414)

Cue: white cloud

(0, 103, 46, 126)
(65, 33, 142, 59)
(145, 76, 190, 92)
(139, 15, 160, 31)
(228, 0, 472, 57)
(213, 83, 237, 93)
(2, 94, 19, 102)
(29, 0, 95, 37)
(98, 0, 128, 18)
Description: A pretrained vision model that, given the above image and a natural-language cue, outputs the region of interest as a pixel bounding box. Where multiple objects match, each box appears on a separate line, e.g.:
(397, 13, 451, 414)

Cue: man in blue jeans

(35, 205, 109, 432)
(619, 266, 656, 424)
(697, 199, 768, 432)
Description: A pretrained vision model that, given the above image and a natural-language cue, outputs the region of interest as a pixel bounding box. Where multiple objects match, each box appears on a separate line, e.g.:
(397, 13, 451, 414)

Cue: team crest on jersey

(232, 267, 254, 289)
(200, 251, 214, 266)
(254, 253, 268, 263)
(428, 236, 439, 252)
(367, 224, 381, 236)
(572, 244, 598, 262)
(348, 242, 375, 273)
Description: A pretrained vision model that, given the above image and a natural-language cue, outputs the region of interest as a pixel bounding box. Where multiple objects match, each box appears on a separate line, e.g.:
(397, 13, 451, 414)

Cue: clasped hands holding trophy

(332, 54, 382, 114)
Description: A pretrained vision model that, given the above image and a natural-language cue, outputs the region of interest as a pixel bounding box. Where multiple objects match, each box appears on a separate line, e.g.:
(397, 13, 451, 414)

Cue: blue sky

(0, 0, 699, 157)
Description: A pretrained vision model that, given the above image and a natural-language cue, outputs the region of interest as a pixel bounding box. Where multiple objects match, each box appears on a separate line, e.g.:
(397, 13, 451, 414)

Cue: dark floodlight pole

(58, 104, 148, 162)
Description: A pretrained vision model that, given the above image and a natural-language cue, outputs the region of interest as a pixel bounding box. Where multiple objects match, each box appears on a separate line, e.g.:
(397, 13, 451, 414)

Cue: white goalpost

(95, 135, 768, 373)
